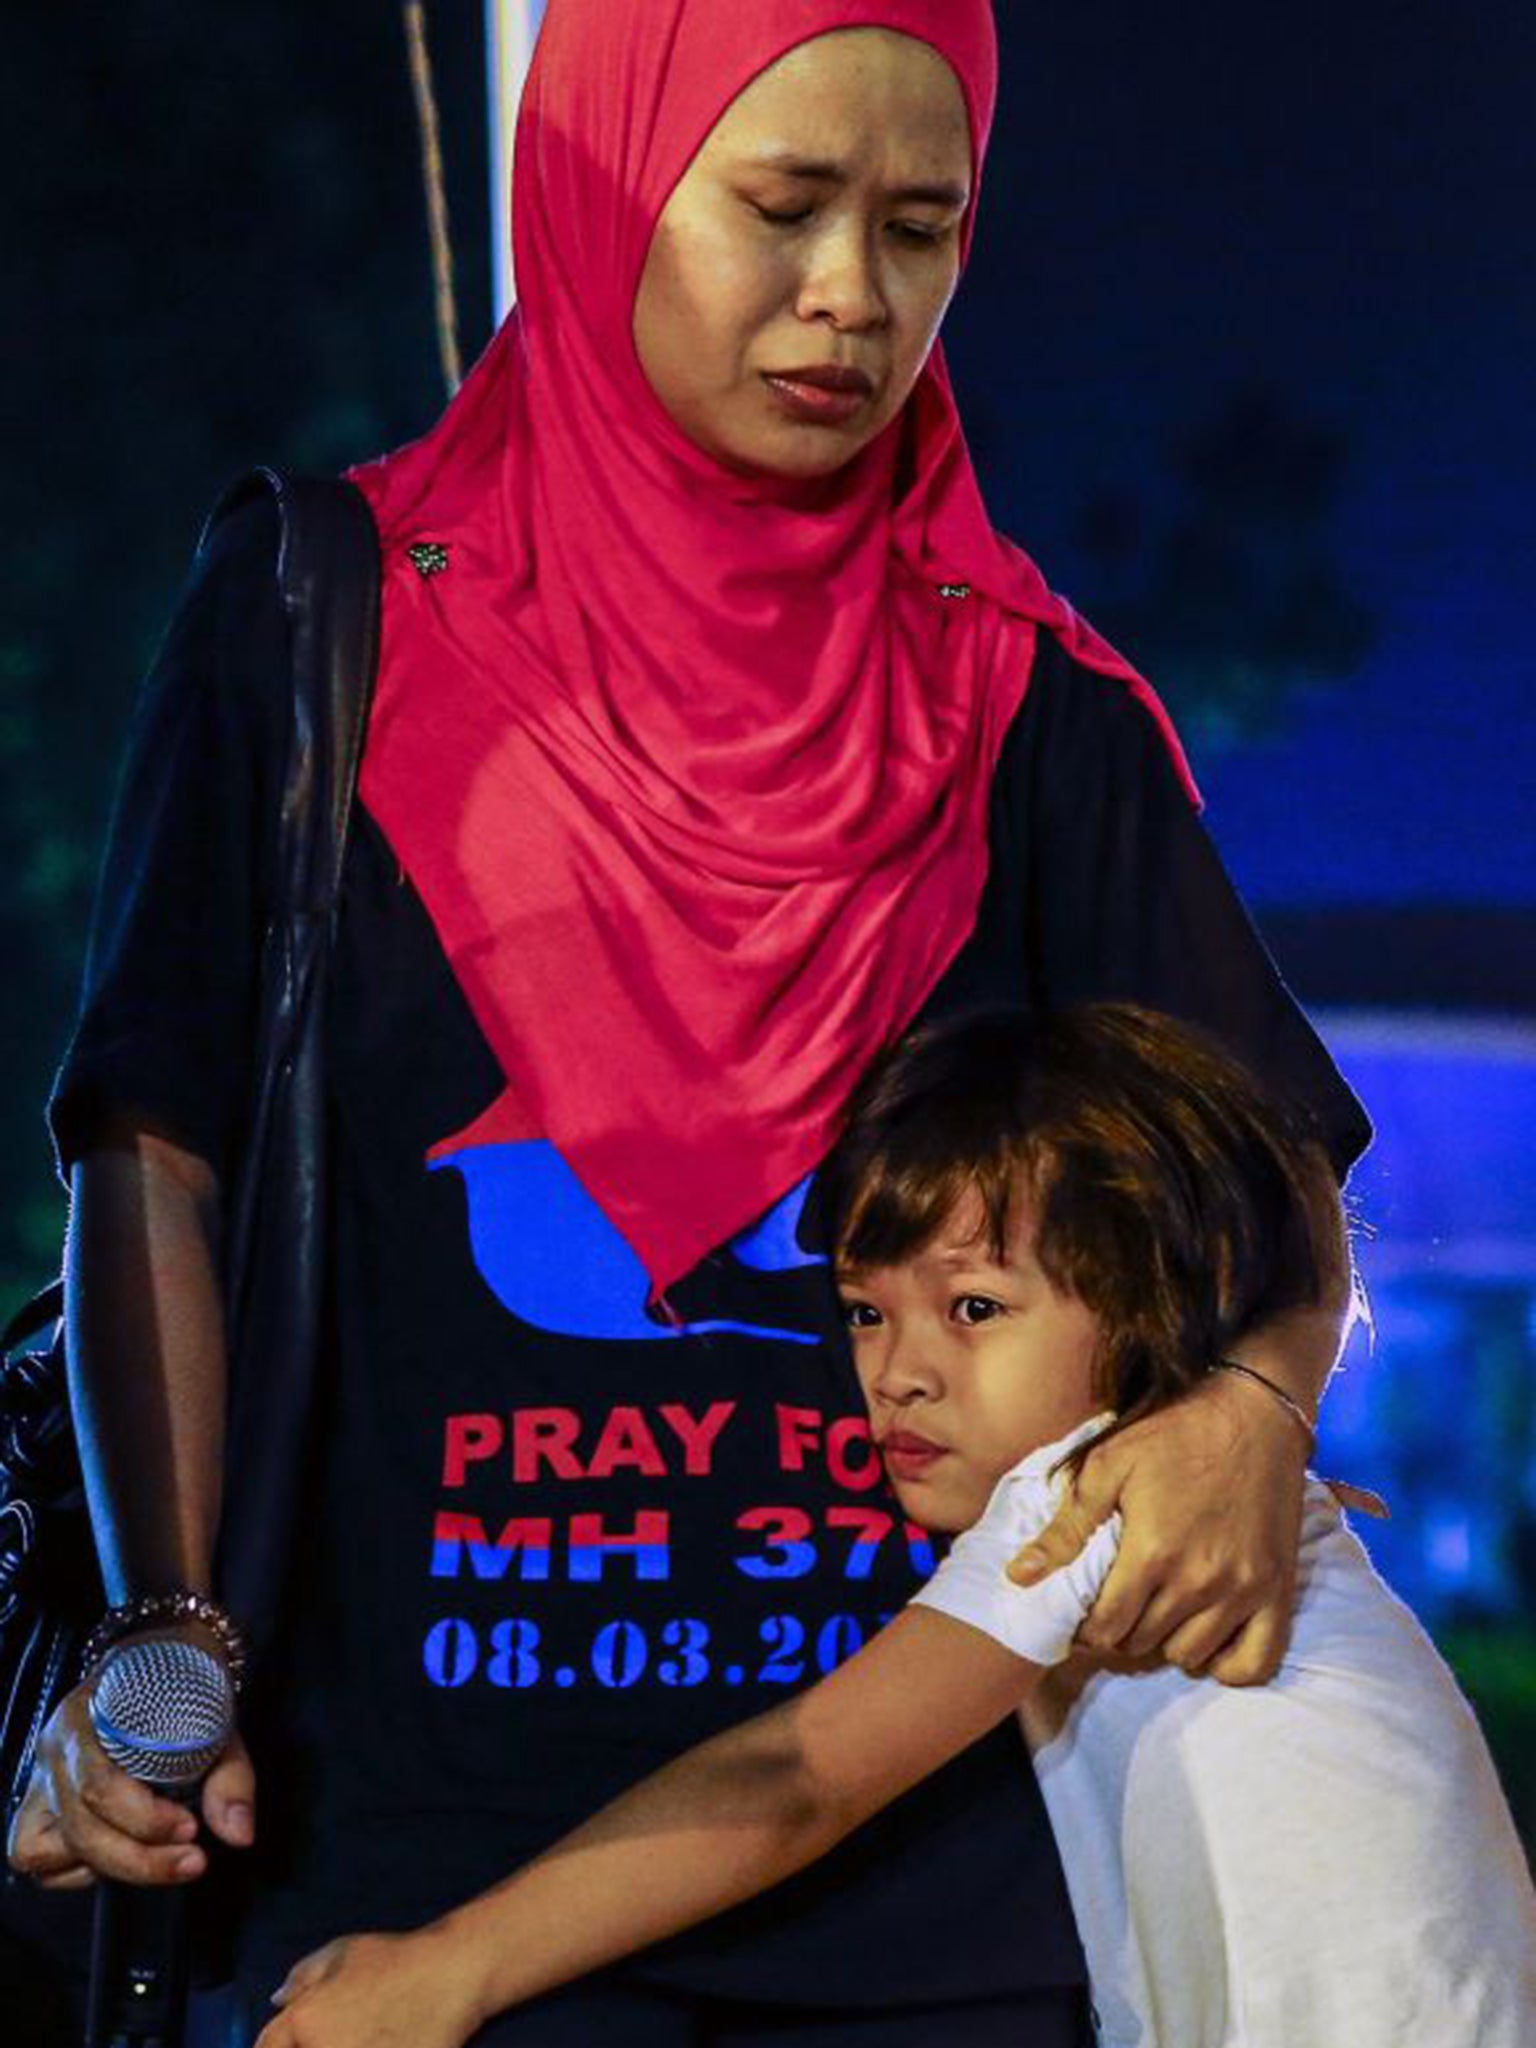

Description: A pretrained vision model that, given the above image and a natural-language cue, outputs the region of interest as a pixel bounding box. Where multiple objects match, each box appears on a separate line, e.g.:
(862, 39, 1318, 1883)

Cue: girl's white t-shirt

(913, 1420, 1536, 2048)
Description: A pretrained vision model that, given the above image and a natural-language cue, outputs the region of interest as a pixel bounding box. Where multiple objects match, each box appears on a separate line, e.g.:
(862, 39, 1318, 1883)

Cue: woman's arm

(1011, 1141, 1355, 1684)
(6, 1126, 255, 1890)
(9, 501, 296, 1887)
(257, 1610, 1037, 2048)
(1216, 1135, 1356, 1420)
(68, 1127, 228, 1601)
(1008, 644, 1369, 1686)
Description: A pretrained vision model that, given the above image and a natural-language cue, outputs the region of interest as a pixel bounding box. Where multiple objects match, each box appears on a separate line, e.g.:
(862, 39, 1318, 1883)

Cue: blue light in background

(1316, 1014, 1536, 1623)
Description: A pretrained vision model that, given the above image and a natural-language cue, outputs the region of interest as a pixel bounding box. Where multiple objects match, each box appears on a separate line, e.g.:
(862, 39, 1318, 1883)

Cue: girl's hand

(255, 1928, 488, 2048)
(1007, 1370, 1310, 1685)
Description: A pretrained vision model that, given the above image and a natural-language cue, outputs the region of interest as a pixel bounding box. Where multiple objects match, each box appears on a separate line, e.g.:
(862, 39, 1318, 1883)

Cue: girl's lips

(762, 373, 872, 426)
(881, 1431, 949, 1479)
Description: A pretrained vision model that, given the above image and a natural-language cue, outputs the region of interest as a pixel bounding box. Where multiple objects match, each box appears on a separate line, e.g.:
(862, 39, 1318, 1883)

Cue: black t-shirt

(52, 502, 1369, 2009)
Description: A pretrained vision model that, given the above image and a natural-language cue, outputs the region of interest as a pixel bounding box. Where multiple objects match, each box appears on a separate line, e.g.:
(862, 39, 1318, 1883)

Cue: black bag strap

(200, 467, 381, 907)
(3, 473, 380, 1379)
(201, 468, 381, 1661)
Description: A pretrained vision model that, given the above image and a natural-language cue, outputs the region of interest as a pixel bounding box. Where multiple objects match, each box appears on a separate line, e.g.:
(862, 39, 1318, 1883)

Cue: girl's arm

(259, 1466, 1120, 2048)
(440, 1606, 1035, 2022)
(256, 1611, 1043, 2048)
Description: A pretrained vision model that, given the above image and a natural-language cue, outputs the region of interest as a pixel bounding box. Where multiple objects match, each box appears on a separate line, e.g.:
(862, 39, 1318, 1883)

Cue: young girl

(259, 1006, 1536, 2048)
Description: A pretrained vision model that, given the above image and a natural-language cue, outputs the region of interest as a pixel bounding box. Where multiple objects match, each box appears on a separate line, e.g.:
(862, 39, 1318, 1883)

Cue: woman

(10, 5, 1368, 2045)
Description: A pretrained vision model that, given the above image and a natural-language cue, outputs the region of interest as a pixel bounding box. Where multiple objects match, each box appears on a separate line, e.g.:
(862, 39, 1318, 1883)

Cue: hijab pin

(936, 581, 972, 601)
(408, 542, 452, 579)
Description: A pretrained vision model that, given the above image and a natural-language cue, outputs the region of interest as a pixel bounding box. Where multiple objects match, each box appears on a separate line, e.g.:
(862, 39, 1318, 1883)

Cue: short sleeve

(49, 497, 289, 1182)
(1011, 637, 1372, 1178)
(912, 1469, 1122, 1669)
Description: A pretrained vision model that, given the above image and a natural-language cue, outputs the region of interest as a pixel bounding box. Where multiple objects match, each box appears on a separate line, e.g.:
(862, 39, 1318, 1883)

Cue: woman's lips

(762, 366, 874, 426)
(880, 1430, 949, 1481)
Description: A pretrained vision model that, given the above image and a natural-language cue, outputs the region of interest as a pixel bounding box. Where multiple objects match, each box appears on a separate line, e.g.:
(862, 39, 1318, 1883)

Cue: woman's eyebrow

(742, 152, 969, 210)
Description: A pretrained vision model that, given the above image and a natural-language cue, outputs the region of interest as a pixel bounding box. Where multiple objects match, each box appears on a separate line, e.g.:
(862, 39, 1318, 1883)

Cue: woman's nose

(796, 226, 888, 333)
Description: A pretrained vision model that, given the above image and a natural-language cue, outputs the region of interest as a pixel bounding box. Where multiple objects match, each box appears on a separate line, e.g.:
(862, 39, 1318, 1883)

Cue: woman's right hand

(5, 1628, 257, 1890)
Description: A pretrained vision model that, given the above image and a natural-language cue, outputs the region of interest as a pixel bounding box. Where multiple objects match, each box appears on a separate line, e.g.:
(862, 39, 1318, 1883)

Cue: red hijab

(351, 0, 1195, 1292)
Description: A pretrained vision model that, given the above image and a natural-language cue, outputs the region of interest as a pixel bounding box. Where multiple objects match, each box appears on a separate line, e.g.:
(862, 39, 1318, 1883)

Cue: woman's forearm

(1222, 1141, 1355, 1418)
(3, 1130, 255, 1893)
(66, 1127, 229, 1603)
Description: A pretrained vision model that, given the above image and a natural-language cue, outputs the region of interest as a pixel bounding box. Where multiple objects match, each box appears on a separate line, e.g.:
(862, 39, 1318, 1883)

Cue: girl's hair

(821, 1004, 1341, 1441)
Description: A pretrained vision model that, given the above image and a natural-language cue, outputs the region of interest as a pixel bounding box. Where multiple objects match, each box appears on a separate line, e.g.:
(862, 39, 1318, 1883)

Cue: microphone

(85, 1638, 236, 2048)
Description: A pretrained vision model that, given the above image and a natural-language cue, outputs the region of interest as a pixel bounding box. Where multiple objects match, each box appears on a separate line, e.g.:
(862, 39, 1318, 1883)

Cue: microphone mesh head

(89, 1638, 236, 1788)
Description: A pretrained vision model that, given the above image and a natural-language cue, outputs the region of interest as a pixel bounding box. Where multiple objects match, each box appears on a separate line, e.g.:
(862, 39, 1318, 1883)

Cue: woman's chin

(712, 432, 869, 483)
(676, 398, 890, 482)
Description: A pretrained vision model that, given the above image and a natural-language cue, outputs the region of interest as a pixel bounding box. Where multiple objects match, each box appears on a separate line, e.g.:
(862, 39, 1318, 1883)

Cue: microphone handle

(83, 1637, 235, 2045)
(86, 1859, 194, 2048)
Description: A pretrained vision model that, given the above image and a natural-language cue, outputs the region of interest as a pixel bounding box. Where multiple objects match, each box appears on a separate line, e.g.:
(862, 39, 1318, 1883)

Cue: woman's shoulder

(1017, 626, 1180, 755)
(140, 486, 293, 747)
(997, 624, 1193, 817)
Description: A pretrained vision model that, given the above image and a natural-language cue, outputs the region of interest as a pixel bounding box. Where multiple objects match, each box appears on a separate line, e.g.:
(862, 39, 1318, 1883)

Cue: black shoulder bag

(0, 469, 380, 1834)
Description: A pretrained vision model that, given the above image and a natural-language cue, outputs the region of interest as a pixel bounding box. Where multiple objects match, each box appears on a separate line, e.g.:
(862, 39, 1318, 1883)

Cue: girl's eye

(840, 1299, 882, 1331)
(952, 1294, 1004, 1326)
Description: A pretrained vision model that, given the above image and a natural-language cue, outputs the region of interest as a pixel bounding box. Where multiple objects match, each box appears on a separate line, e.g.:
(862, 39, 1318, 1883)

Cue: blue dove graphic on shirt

(434, 1139, 824, 1345)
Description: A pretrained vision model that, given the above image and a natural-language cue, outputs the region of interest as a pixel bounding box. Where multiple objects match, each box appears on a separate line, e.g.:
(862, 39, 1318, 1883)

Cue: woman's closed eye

(750, 201, 816, 228)
(747, 200, 955, 247)
(888, 218, 956, 248)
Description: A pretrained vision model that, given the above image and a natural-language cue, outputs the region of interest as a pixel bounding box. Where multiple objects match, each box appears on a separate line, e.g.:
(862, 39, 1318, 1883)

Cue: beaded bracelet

(80, 1591, 248, 1693)
(1214, 1357, 1317, 1459)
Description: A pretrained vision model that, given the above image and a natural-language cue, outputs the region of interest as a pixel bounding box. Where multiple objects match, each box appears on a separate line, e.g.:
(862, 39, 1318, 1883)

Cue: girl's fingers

(273, 1944, 339, 2006)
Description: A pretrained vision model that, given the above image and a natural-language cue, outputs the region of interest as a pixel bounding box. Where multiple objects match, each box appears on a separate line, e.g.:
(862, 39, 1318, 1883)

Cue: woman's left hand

(253, 1927, 487, 2048)
(1007, 1371, 1311, 1685)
